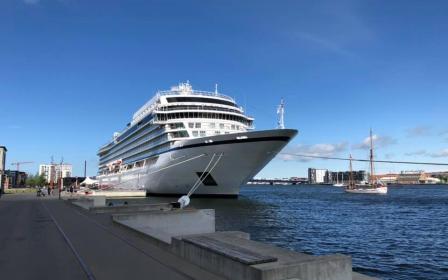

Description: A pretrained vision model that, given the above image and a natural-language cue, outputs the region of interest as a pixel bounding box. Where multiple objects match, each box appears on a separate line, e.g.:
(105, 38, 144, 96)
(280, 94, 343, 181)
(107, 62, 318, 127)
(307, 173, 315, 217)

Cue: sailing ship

(345, 129, 388, 194)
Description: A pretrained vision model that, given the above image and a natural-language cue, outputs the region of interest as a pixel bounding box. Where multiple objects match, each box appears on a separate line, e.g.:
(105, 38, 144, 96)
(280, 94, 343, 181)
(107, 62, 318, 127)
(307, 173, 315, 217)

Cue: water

(115, 185, 448, 279)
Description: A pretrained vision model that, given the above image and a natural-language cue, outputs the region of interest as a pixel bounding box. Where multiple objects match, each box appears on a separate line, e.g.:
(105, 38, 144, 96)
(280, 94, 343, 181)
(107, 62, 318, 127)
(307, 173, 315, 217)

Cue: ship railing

(156, 105, 245, 114)
(156, 89, 235, 102)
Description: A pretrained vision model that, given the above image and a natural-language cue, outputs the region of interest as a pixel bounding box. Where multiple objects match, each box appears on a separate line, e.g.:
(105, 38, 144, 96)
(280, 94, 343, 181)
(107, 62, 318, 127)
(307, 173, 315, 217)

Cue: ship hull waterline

(97, 129, 297, 197)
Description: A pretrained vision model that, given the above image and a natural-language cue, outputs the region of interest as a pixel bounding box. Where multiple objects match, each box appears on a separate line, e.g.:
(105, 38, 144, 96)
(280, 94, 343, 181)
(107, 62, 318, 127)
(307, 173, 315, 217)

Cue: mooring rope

(186, 153, 216, 197)
(187, 153, 223, 197)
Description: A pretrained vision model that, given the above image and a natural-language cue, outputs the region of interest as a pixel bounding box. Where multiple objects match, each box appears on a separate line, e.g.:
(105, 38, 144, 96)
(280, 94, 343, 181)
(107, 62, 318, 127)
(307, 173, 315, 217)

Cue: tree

(26, 173, 47, 187)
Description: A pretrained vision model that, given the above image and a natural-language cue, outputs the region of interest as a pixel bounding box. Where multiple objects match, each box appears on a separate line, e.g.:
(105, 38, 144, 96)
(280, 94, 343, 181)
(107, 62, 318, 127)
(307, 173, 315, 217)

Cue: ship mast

(349, 154, 354, 189)
(369, 128, 375, 185)
(277, 98, 285, 129)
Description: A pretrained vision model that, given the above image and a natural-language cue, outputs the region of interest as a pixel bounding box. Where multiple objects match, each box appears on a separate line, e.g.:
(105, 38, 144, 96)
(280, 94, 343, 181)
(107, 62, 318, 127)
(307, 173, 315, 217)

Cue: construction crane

(10, 161, 34, 171)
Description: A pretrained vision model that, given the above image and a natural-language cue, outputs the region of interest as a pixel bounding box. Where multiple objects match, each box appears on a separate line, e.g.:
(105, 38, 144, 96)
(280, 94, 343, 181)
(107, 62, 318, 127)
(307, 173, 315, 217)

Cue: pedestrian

(48, 186, 51, 196)
(70, 185, 74, 194)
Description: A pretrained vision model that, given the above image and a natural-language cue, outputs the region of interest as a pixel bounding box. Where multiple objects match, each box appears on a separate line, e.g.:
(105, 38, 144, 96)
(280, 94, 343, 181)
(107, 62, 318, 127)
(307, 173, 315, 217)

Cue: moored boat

(96, 82, 298, 196)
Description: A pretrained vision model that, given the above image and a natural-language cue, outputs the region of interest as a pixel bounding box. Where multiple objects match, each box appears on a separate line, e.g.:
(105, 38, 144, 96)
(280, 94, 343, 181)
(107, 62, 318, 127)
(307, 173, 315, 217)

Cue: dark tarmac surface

(0, 192, 224, 280)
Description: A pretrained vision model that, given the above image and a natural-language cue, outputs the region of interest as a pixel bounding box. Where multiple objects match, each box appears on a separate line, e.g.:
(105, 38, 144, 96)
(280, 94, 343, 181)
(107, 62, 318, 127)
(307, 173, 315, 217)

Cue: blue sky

(1, 0, 447, 177)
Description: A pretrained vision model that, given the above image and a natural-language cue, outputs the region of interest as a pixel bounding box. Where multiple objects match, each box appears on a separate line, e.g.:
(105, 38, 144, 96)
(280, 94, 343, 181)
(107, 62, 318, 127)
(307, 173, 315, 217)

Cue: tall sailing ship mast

(345, 129, 388, 194)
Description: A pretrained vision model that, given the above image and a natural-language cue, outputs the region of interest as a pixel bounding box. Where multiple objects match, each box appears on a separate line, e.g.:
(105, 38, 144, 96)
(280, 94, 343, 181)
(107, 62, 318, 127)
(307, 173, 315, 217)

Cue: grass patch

(4, 188, 36, 194)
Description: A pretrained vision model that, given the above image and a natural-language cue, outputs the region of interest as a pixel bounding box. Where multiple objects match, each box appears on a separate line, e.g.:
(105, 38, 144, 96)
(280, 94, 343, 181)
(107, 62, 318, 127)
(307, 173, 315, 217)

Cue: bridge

(248, 178, 308, 185)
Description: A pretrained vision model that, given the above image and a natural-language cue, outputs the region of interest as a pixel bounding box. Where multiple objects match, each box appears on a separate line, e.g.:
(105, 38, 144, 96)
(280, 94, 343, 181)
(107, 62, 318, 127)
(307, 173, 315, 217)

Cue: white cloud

(279, 142, 347, 162)
(428, 149, 448, 158)
(354, 134, 397, 150)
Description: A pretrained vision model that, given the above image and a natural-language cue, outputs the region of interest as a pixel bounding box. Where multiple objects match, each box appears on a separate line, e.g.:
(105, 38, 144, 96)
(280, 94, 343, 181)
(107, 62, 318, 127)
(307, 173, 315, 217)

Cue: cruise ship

(97, 82, 297, 196)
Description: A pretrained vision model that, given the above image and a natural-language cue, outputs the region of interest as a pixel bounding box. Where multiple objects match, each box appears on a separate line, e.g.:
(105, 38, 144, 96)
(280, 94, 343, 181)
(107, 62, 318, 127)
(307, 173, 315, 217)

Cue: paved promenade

(0, 193, 225, 280)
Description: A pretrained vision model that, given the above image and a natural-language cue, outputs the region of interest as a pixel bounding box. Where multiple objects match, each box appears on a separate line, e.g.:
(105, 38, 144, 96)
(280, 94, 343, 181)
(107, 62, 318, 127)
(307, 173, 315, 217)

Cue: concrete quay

(0, 193, 377, 280)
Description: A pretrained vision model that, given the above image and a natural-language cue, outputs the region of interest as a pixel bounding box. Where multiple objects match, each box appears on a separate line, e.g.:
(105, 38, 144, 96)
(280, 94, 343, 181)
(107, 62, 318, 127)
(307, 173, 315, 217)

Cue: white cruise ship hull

(98, 129, 297, 197)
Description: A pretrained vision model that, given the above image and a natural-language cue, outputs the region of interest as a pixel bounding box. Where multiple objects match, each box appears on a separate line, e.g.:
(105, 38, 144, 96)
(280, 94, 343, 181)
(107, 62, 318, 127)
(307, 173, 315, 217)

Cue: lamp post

(59, 158, 64, 200)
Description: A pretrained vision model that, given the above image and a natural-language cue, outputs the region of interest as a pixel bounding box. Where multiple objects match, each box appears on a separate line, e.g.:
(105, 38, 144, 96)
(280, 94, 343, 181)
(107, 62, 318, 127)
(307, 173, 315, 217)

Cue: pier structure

(248, 178, 308, 185)
(0, 192, 376, 280)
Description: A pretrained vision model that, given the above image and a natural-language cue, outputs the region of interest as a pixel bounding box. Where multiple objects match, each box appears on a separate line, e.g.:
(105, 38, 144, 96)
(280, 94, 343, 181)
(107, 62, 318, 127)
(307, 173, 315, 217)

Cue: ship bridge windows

(170, 131, 189, 138)
(166, 96, 236, 107)
(169, 123, 185, 129)
(188, 122, 194, 128)
(155, 112, 252, 127)
(200, 131, 206, 137)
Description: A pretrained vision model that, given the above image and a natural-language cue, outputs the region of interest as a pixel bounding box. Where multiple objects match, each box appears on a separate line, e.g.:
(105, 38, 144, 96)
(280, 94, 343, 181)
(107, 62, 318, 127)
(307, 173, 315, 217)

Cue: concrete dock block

(113, 209, 215, 244)
(172, 232, 352, 280)
(69, 195, 106, 210)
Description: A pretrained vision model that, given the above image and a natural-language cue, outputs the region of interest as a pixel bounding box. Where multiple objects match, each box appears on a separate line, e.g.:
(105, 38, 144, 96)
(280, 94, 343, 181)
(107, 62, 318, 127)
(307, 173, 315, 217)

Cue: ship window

(225, 132, 229, 134)
(192, 131, 198, 137)
(195, 123, 201, 128)
(200, 131, 206, 136)
(171, 131, 189, 138)
(170, 123, 184, 129)
(166, 96, 236, 107)
(215, 131, 221, 135)
(236, 125, 240, 130)
(219, 123, 224, 129)
(146, 156, 159, 166)
(179, 131, 189, 137)
(209, 123, 216, 129)
(231, 125, 236, 130)
(188, 123, 194, 128)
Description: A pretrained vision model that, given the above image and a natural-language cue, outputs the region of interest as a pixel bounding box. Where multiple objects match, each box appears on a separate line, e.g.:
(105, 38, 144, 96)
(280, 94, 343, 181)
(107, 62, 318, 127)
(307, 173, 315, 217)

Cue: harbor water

(115, 184, 448, 280)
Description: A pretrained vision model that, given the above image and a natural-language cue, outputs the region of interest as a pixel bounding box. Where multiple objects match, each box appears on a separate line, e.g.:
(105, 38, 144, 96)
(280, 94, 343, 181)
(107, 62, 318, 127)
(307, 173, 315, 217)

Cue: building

(329, 170, 368, 184)
(39, 164, 72, 184)
(0, 146, 7, 194)
(397, 171, 424, 184)
(4, 170, 27, 188)
(0, 146, 6, 172)
(395, 171, 441, 184)
(308, 168, 329, 184)
(374, 174, 399, 184)
(62, 177, 86, 188)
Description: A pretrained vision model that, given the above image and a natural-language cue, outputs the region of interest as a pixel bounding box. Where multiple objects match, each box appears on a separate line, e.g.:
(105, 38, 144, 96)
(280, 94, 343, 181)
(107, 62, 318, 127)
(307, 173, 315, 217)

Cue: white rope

(187, 153, 223, 197)
(186, 153, 216, 197)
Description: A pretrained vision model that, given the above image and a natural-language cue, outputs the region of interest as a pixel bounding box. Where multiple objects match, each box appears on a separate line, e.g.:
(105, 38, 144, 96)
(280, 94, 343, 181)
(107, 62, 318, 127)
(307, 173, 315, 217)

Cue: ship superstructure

(97, 82, 297, 196)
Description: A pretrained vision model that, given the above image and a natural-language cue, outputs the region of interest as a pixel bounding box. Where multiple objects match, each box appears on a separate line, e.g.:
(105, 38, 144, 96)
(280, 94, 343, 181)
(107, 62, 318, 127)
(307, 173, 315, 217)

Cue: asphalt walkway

(0, 193, 224, 280)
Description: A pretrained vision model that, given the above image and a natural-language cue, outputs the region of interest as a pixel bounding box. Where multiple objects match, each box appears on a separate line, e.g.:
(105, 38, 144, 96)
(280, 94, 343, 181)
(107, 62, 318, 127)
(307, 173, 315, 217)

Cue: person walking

(47, 186, 51, 196)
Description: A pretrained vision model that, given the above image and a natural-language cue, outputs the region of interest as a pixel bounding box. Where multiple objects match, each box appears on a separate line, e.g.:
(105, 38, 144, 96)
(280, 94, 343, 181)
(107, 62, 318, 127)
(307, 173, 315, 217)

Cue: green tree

(26, 173, 47, 187)
(26, 174, 36, 187)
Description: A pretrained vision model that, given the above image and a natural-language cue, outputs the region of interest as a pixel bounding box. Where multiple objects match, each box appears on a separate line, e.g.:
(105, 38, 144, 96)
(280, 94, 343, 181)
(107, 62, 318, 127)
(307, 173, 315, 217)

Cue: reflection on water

(111, 184, 448, 280)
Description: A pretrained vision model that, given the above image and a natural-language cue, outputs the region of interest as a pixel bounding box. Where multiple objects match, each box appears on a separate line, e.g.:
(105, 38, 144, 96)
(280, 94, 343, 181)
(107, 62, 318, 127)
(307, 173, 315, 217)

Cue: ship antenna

(277, 98, 285, 129)
(215, 83, 218, 95)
